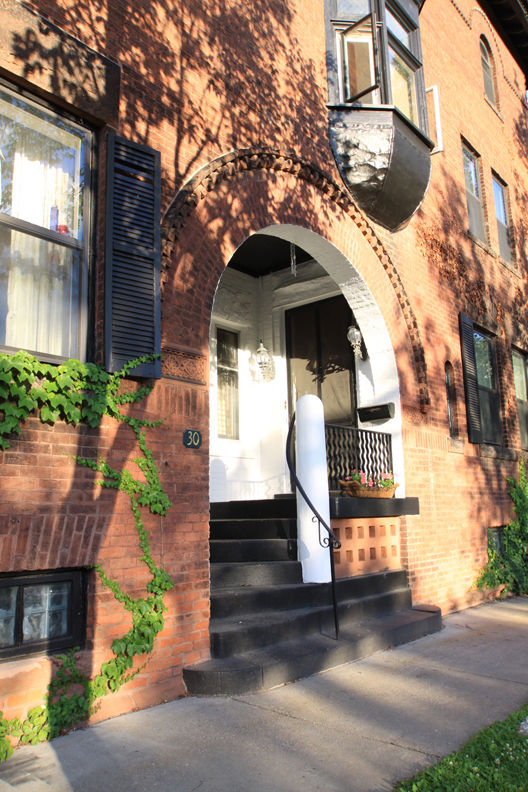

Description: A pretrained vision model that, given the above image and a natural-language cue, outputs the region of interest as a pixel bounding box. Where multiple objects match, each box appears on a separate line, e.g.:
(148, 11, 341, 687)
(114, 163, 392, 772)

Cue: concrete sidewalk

(1, 598, 527, 792)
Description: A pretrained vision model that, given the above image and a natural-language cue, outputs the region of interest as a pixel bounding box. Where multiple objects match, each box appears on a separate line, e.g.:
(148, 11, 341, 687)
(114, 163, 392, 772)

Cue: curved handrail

(286, 414, 341, 550)
(286, 412, 341, 639)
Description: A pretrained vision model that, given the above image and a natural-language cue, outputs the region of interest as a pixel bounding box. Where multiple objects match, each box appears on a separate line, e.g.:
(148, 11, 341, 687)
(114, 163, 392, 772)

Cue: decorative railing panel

(325, 424, 393, 491)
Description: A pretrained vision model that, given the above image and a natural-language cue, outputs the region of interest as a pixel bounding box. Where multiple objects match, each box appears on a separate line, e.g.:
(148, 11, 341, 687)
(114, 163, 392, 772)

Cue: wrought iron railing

(286, 414, 341, 640)
(325, 423, 393, 491)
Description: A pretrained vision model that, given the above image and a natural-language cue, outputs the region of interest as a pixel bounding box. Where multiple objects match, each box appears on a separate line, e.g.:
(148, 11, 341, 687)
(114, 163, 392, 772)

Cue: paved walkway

(1, 598, 528, 792)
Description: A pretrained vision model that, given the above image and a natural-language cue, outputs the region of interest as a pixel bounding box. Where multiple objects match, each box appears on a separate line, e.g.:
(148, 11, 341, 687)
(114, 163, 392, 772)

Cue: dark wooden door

(285, 295, 356, 425)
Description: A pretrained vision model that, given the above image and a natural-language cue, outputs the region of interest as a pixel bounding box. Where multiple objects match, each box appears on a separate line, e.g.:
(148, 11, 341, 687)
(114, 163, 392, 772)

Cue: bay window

(329, 0, 427, 132)
(0, 85, 91, 362)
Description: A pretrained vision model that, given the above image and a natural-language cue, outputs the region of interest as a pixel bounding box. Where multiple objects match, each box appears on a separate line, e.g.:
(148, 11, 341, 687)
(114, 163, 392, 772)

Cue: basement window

(0, 570, 85, 660)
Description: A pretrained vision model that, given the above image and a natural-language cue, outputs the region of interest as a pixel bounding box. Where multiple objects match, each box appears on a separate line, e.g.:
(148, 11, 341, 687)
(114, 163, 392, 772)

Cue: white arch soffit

(259, 223, 406, 496)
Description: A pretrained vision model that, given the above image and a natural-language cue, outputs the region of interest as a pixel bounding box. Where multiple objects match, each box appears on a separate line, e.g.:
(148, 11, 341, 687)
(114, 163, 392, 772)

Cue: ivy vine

(477, 459, 528, 596)
(0, 351, 173, 761)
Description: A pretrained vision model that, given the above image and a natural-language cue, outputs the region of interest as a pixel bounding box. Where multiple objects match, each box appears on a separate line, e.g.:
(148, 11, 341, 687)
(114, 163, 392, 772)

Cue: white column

(295, 395, 331, 583)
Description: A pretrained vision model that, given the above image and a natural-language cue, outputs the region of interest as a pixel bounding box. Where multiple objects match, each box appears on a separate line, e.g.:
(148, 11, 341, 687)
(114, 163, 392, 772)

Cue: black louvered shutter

(105, 133, 161, 378)
(459, 312, 482, 443)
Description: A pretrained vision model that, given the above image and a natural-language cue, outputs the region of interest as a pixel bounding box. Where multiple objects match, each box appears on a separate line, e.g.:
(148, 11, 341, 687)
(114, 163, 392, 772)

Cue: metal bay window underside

(326, 0, 432, 230)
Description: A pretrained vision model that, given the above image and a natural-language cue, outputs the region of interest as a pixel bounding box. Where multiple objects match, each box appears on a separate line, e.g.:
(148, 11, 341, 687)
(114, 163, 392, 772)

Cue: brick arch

(161, 147, 429, 408)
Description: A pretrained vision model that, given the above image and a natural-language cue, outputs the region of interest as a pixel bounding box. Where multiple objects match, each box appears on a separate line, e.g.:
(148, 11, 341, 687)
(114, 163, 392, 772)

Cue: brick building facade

(0, 0, 527, 724)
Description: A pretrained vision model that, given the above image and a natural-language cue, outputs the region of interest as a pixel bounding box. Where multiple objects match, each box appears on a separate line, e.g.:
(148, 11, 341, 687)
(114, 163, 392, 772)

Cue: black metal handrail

(286, 413, 341, 640)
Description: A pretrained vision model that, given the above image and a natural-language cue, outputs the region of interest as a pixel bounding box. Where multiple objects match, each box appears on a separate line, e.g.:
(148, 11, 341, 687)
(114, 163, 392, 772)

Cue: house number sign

(183, 429, 202, 449)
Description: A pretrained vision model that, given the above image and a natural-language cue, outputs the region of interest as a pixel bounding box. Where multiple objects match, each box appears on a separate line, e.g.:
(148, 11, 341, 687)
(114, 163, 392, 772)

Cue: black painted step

(211, 570, 410, 619)
(210, 587, 412, 657)
(211, 560, 303, 589)
(183, 605, 442, 695)
(210, 518, 297, 541)
(210, 538, 297, 563)
(210, 498, 296, 520)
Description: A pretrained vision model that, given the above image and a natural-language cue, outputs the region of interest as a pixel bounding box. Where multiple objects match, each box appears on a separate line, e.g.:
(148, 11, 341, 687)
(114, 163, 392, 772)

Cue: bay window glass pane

(0, 227, 80, 357)
(337, 0, 370, 15)
(386, 8, 410, 48)
(389, 45, 418, 124)
(474, 332, 496, 389)
(23, 582, 70, 643)
(343, 16, 378, 104)
(0, 89, 86, 240)
(0, 587, 17, 647)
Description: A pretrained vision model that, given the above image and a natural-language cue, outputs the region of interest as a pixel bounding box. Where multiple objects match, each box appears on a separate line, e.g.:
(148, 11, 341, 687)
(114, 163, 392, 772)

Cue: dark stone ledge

(330, 496, 420, 519)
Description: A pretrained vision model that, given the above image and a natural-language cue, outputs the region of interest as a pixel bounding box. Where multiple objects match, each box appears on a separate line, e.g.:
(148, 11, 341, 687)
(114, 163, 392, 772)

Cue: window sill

(484, 95, 504, 122)
(497, 255, 519, 275)
(467, 231, 495, 257)
(479, 444, 518, 461)
(448, 436, 465, 454)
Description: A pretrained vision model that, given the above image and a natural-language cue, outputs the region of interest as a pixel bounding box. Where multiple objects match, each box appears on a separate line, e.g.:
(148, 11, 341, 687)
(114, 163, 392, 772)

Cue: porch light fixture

(347, 325, 367, 360)
(255, 339, 275, 381)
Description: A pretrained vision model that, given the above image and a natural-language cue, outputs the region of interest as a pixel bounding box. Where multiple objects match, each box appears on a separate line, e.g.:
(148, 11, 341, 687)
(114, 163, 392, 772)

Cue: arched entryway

(161, 151, 439, 696)
(209, 223, 405, 503)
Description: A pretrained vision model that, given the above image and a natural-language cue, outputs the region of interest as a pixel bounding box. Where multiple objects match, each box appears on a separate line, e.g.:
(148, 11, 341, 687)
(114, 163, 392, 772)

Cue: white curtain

(1, 123, 81, 357)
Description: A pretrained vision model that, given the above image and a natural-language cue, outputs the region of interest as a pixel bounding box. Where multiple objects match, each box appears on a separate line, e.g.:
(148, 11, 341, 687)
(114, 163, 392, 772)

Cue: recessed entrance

(209, 224, 405, 503)
(286, 295, 356, 425)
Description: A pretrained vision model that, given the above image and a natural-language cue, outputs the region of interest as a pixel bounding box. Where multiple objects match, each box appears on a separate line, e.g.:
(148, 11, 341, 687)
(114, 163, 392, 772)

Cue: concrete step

(209, 588, 413, 657)
(211, 571, 411, 618)
(210, 538, 297, 563)
(210, 498, 296, 520)
(211, 560, 303, 589)
(183, 605, 442, 695)
(210, 518, 297, 541)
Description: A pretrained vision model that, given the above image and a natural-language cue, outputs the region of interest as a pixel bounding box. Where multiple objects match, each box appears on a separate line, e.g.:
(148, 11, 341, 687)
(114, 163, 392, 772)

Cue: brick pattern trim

(161, 147, 430, 408)
(162, 345, 208, 384)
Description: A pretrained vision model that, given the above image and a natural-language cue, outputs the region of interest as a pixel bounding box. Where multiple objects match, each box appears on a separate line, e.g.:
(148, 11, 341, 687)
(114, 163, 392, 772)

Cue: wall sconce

(252, 340, 275, 382)
(347, 325, 368, 360)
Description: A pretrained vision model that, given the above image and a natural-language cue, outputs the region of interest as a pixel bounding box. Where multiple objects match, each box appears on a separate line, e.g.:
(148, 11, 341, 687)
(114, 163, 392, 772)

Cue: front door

(285, 295, 356, 425)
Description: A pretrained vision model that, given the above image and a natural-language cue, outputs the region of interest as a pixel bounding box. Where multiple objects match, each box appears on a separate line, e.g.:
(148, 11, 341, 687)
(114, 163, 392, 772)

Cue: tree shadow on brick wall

(4, 0, 335, 759)
(414, 160, 524, 551)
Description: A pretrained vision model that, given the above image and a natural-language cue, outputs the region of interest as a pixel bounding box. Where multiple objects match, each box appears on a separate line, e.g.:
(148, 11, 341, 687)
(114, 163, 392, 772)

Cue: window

(0, 570, 85, 659)
(459, 313, 502, 445)
(480, 37, 496, 106)
(0, 85, 91, 362)
(492, 175, 513, 263)
(330, 0, 427, 131)
(217, 328, 239, 440)
(462, 144, 486, 242)
(512, 350, 528, 448)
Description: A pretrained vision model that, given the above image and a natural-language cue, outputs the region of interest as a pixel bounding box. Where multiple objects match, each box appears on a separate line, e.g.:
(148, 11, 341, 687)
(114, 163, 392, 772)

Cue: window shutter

(459, 312, 482, 443)
(105, 133, 161, 378)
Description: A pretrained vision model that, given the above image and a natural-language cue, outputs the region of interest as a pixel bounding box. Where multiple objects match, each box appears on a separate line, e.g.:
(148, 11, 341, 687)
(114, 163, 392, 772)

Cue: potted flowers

(338, 470, 398, 498)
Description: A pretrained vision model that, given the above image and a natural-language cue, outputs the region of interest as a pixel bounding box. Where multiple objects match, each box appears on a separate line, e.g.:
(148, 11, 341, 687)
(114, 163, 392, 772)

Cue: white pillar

(295, 395, 331, 583)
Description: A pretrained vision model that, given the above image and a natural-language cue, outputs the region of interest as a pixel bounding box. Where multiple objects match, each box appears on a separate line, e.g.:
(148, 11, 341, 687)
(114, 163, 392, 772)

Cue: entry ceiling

(228, 234, 313, 278)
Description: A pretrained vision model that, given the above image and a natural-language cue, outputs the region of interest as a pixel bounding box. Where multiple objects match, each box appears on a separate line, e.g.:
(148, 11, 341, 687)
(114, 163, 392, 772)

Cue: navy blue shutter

(459, 312, 482, 443)
(105, 133, 161, 378)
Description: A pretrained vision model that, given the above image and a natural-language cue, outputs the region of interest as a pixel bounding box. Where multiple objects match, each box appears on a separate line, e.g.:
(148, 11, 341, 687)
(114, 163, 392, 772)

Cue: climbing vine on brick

(477, 459, 528, 596)
(0, 351, 173, 761)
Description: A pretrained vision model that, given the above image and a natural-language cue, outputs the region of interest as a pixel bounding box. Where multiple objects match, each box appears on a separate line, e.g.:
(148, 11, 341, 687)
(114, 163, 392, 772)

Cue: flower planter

(339, 480, 398, 499)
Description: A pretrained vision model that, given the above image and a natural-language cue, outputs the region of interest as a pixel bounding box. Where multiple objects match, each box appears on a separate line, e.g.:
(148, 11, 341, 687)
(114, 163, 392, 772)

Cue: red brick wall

(0, 0, 527, 722)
